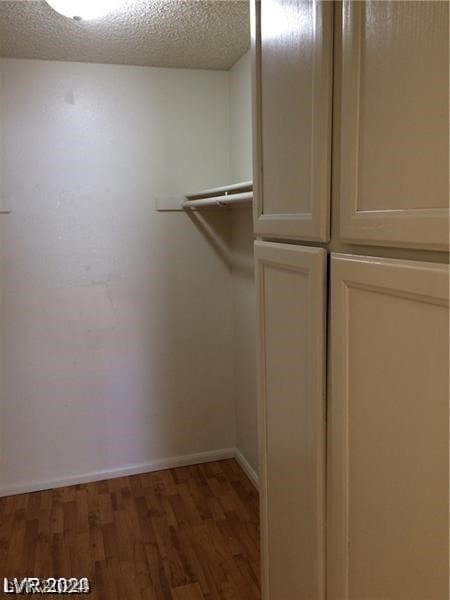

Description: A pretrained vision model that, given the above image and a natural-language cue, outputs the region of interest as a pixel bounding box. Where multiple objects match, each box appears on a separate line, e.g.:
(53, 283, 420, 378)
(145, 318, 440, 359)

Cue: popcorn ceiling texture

(0, 0, 250, 70)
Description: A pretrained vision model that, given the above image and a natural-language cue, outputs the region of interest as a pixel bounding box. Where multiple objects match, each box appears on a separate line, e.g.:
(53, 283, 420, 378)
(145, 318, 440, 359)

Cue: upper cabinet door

(339, 1, 449, 251)
(255, 241, 327, 599)
(328, 254, 449, 599)
(252, 0, 333, 242)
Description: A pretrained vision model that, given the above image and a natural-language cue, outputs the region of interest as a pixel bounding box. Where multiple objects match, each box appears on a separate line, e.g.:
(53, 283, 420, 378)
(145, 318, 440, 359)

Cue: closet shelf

(183, 181, 253, 209)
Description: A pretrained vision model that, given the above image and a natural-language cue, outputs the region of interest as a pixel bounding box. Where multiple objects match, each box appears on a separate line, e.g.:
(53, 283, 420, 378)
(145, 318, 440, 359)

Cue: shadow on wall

(185, 209, 233, 269)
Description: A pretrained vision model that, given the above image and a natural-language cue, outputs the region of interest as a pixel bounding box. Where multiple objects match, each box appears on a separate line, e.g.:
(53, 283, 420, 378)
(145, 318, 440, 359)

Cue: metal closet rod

(183, 191, 253, 208)
(185, 180, 252, 200)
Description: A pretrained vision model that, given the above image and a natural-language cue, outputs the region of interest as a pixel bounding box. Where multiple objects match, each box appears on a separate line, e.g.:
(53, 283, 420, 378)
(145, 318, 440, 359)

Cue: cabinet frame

(339, 1, 450, 251)
(255, 241, 327, 599)
(327, 253, 450, 597)
(251, 0, 333, 242)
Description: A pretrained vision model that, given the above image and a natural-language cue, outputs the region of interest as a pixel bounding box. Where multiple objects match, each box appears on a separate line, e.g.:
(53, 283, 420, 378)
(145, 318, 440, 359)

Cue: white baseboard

(233, 448, 259, 490)
(0, 448, 236, 498)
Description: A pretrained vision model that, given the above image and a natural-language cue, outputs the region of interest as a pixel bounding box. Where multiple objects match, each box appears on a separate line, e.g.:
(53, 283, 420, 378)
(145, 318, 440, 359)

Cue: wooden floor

(0, 459, 260, 599)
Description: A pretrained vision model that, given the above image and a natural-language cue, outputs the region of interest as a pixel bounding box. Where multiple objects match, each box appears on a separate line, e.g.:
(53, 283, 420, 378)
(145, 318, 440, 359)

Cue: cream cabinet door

(339, 1, 449, 250)
(255, 241, 326, 599)
(328, 254, 449, 599)
(252, 1, 332, 242)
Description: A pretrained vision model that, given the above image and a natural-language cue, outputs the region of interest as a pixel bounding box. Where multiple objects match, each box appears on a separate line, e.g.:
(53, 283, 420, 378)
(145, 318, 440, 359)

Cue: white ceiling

(0, 0, 250, 70)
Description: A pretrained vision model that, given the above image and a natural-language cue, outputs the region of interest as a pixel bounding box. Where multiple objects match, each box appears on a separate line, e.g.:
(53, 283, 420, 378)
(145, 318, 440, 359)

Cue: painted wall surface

(230, 51, 253, 183)
(0, 66, 4, 434)
(229, 52, 258, 475)
(0, 58, 235, 493)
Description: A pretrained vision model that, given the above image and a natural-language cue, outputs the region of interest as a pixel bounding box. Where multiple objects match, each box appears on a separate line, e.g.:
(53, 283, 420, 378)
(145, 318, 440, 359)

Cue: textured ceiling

(0, 0, 250, 70)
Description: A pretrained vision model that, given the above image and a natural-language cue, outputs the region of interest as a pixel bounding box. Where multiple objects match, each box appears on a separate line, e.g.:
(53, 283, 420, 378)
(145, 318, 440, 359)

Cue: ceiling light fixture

(45, 0, 115, 21)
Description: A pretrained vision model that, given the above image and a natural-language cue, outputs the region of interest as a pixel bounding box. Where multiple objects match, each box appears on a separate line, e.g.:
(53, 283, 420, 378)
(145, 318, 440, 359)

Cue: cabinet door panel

(255, 241, 326, 599)
(252, 1, 332, 241)
(340, 1, 449, 250)
(328, 254, 449, 599)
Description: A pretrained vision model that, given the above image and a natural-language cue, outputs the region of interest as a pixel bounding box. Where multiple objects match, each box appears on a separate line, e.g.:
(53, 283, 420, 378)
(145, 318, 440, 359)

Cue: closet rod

(186, 180, 252, 200)
(183, 192, 253, 208)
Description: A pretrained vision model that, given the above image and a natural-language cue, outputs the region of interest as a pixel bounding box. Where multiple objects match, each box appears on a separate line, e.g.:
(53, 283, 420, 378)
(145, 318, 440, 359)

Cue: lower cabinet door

(328, 254, 449, 599)
(255, 241, 327, 600)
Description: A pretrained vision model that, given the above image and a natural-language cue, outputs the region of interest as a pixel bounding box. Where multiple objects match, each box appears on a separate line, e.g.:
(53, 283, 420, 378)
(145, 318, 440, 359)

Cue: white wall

(0, 58, 235, 494)
(0, 63, 4, 438)
(230, 51, 253, 182)
(229, 52, 258, 476)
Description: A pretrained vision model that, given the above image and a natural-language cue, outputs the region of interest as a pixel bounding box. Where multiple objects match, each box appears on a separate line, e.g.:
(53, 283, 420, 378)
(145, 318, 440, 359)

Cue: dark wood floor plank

(0, 459, 260, 599)
(172, 582, 204, 599)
